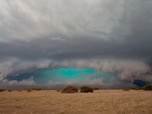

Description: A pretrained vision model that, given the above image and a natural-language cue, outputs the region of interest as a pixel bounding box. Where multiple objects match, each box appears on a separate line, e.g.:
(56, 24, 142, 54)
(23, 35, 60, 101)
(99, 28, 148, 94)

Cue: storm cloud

(0, 0, 152, 89)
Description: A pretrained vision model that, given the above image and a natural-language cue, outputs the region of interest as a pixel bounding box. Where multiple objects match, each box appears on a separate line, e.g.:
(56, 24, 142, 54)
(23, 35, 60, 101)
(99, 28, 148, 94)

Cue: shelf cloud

(0, 0, 152, 89)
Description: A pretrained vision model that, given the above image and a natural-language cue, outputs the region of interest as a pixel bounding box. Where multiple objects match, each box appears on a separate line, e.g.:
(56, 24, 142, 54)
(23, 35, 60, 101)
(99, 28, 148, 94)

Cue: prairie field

(0, 90, 152, 114)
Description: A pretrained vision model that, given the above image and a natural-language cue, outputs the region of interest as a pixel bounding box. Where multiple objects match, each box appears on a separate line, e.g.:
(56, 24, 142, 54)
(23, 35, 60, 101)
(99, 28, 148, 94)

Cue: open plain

(0, 90, 152, 114)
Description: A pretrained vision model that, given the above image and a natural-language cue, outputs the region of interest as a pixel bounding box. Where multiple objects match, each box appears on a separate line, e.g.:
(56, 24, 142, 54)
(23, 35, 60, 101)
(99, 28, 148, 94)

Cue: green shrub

(0, 89, 6, 92)
(142, 85, 152, 90)
(80, 86, 93, 93)
(18, 90, 22, 92)
(93, 87, 99, 90)
(131, 87, 141, 90)
(56, 90, 60, 92)
(31, 88, 42, 91)
(62, 85, 78, 93)
(8, 90, 12, 92)
(27, 89, 32, 92)
(123, 89, 130, 91)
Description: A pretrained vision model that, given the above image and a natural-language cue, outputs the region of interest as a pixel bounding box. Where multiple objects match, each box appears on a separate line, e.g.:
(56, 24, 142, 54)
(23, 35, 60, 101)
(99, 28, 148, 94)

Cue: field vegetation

(0, 89, 152, 114)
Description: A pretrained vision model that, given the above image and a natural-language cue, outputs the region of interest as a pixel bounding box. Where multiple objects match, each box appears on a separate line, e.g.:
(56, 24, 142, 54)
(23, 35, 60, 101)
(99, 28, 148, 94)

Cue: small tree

(62, 85, 78, 93)
(123, 89, 130, 91)
(142, 85, 152, 90)
(56, 90, 60, 92)
(27, 88, 32, 92)
(80, 86, 93, 93)
(93, 87, 99, 90)
(8, 90, 12, 92)
(31, 88, 42, 91)
(0, 89, 5, 92)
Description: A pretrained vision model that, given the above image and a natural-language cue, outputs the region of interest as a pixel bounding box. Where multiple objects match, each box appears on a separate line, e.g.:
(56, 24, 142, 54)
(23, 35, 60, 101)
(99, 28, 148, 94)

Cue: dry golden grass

(0, 90, 152, 114)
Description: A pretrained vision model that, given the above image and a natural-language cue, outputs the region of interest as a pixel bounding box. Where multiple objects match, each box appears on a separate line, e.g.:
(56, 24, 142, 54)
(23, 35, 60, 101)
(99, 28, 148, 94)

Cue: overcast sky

(0, 0, 152, 89)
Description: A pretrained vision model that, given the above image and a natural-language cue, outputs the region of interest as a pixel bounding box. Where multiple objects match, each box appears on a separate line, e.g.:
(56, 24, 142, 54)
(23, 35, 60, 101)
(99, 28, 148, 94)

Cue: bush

(8, 90, 12, 92)
(0, 89, 6, 92)
(80, 86, 93, 93)
(18, 90, 22, 92)
(93, 87, 99, 90)
(31, 88, 42, 91)
(27, 89, 32, 92)
(142, 85, 152, 90)
(62, 85, 78, 93)
(123, 89, 130, 91)
(131, 87, 141, 90)
(56, 90, 60, 92)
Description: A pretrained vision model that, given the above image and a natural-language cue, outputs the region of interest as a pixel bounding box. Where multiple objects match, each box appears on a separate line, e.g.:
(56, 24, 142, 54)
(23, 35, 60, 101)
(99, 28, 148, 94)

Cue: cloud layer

(0, 0, 152, 88)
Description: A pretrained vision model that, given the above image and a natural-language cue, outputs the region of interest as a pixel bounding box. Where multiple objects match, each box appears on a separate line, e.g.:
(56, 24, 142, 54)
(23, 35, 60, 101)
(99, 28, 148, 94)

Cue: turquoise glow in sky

(34, 68, 97, 83)
(7, 68, 119, 85)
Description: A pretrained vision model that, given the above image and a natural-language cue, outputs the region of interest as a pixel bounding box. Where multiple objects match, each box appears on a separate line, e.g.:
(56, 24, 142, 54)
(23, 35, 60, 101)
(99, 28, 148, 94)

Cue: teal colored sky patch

(6, 68, 119, 85)
(33, 68, 119, 84)
(34, 68, 97, 83)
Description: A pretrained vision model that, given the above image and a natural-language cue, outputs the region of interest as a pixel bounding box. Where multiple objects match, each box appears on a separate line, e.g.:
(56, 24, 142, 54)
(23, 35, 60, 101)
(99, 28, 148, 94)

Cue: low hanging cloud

(0, 59, 151, 89)
(0, 0, 152, 88)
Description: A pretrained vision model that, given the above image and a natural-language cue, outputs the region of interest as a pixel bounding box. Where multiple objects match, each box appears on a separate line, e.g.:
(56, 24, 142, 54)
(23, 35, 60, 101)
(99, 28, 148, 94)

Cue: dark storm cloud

(0, 0, 151, 61)
(0, 0, 152, 88)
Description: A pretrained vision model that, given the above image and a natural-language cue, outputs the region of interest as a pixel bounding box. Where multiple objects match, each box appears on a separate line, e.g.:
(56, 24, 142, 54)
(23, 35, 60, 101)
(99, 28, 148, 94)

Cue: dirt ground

(0, 90, 152, 114)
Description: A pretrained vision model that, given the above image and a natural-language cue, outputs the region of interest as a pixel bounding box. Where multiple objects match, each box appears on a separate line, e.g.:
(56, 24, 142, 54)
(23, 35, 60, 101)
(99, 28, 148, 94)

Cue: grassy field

(0, 90, 152, 114)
